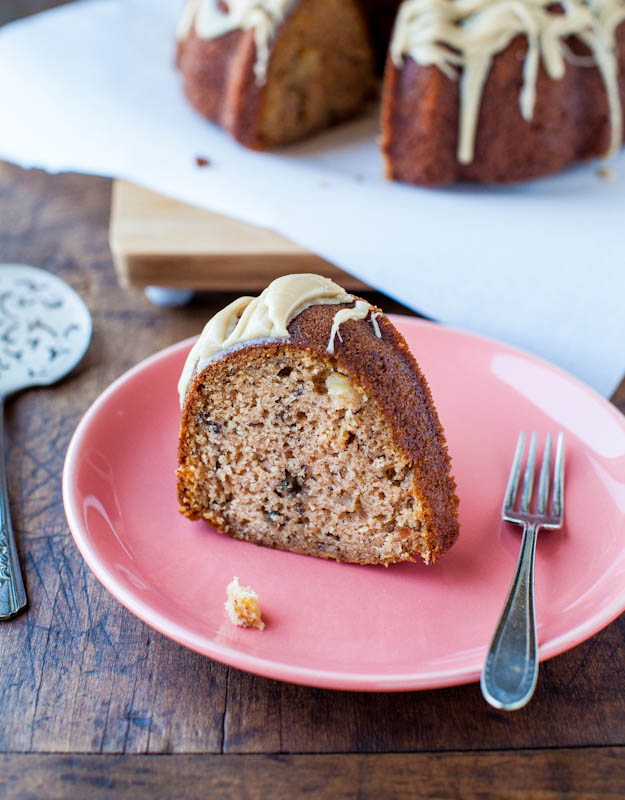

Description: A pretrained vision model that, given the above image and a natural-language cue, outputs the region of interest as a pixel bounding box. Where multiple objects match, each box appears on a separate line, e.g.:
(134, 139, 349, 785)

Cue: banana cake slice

(177, 274, 459, 565)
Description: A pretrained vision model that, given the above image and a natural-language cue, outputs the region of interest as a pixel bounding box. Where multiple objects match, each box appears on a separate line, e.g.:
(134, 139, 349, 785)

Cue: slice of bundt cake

(382, 0, 625, 186)
(177, 274, 459, 566)
(176, 0, 375, 149)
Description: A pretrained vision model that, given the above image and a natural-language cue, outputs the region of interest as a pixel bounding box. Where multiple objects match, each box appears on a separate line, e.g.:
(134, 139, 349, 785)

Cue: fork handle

(0, 396, 27, 620)
(481, 522, 538, 710)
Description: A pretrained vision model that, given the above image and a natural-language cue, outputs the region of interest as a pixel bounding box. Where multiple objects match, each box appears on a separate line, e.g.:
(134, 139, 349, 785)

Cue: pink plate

(63, 317, 625, 691)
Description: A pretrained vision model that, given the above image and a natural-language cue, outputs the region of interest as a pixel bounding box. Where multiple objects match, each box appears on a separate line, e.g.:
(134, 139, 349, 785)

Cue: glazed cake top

(177, 0, 295, 83)
(391, 0, 625, 163)
(178, 274, 377, 406)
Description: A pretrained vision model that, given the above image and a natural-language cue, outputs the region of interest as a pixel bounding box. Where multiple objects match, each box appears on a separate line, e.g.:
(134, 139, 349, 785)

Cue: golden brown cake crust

(381, 24, 625, 186)
(178, 301, 459, 564)
(177, 27, 264, 149)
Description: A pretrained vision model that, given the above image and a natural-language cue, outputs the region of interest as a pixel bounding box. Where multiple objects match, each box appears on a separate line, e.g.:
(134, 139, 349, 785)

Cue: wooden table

(2, 162, 625, 800)
(2, 5, 625, 795)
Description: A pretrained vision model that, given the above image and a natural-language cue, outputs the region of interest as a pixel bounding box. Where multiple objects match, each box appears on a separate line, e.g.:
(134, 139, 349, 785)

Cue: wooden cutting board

(109, 180, 368, 292)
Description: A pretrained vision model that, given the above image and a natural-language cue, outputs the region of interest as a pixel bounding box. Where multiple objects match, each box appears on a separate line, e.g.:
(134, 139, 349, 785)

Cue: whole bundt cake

(177, 274, 459, 566)
(176, 0, 625, 184)
(381, 0, 625, 185)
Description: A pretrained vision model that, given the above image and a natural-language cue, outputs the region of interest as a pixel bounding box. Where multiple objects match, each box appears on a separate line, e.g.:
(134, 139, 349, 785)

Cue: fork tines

(503, 432, 565, 527)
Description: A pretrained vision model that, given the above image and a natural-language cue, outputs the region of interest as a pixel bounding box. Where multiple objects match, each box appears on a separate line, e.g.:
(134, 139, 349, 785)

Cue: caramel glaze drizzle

(391, 0, 625, 164)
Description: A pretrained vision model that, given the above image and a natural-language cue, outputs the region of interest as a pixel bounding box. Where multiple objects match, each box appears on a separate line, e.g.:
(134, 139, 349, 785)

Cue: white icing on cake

(391, 0, 625, 164)
(327, 300, 372, 354)
(370, 311, 383, 339)
(177, 0, 294, 84)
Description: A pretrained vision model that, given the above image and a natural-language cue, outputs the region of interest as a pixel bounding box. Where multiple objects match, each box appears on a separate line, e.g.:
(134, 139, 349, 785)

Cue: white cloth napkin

(1, 0, 624, 397)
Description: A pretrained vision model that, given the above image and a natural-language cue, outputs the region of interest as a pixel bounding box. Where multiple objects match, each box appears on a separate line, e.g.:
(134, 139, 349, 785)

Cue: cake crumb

(225, 577, 265, 630)
(195, 156, 211, 167)
(598, 167, 614, 181)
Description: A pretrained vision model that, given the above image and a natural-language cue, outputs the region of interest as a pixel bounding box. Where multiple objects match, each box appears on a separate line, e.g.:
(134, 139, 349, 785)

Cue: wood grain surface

(109, 180, 369, 292)
(3, 749, 625, 800)
(2, 2, 625, 794)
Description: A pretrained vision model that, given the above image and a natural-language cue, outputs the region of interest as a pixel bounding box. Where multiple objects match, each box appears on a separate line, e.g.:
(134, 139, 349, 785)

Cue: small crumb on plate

(225, 576, 265, 630)
(195, 156, 211, 167)
(598, 167, 614, 181)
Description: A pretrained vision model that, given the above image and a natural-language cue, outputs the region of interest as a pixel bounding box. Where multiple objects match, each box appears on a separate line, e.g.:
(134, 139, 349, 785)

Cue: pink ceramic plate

(63, 317, 625, 691)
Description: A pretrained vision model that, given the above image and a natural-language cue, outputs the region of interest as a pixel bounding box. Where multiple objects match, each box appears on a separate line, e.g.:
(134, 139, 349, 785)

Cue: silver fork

(481, 431, 565, 710)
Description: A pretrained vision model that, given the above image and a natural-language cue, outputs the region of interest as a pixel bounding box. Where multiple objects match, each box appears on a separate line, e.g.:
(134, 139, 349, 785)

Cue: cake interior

(259, 0, 374, 145)
(178, 346, 434, 565)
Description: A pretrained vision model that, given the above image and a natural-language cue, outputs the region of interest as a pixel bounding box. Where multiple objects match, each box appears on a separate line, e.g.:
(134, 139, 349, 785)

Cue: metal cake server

(0, 265, 92, 619)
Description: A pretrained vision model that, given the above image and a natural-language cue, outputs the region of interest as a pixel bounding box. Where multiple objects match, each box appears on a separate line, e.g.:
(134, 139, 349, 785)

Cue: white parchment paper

(1, 0, 624, 396)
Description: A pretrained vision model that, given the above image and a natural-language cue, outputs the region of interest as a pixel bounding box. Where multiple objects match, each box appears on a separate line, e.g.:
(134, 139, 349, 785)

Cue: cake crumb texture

(225, 576, 265, 630)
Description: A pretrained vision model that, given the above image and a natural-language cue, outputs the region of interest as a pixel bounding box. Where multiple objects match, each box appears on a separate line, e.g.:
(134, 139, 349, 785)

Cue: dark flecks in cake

(195, 413, 221, 434)
(276, 470, 302, 497)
